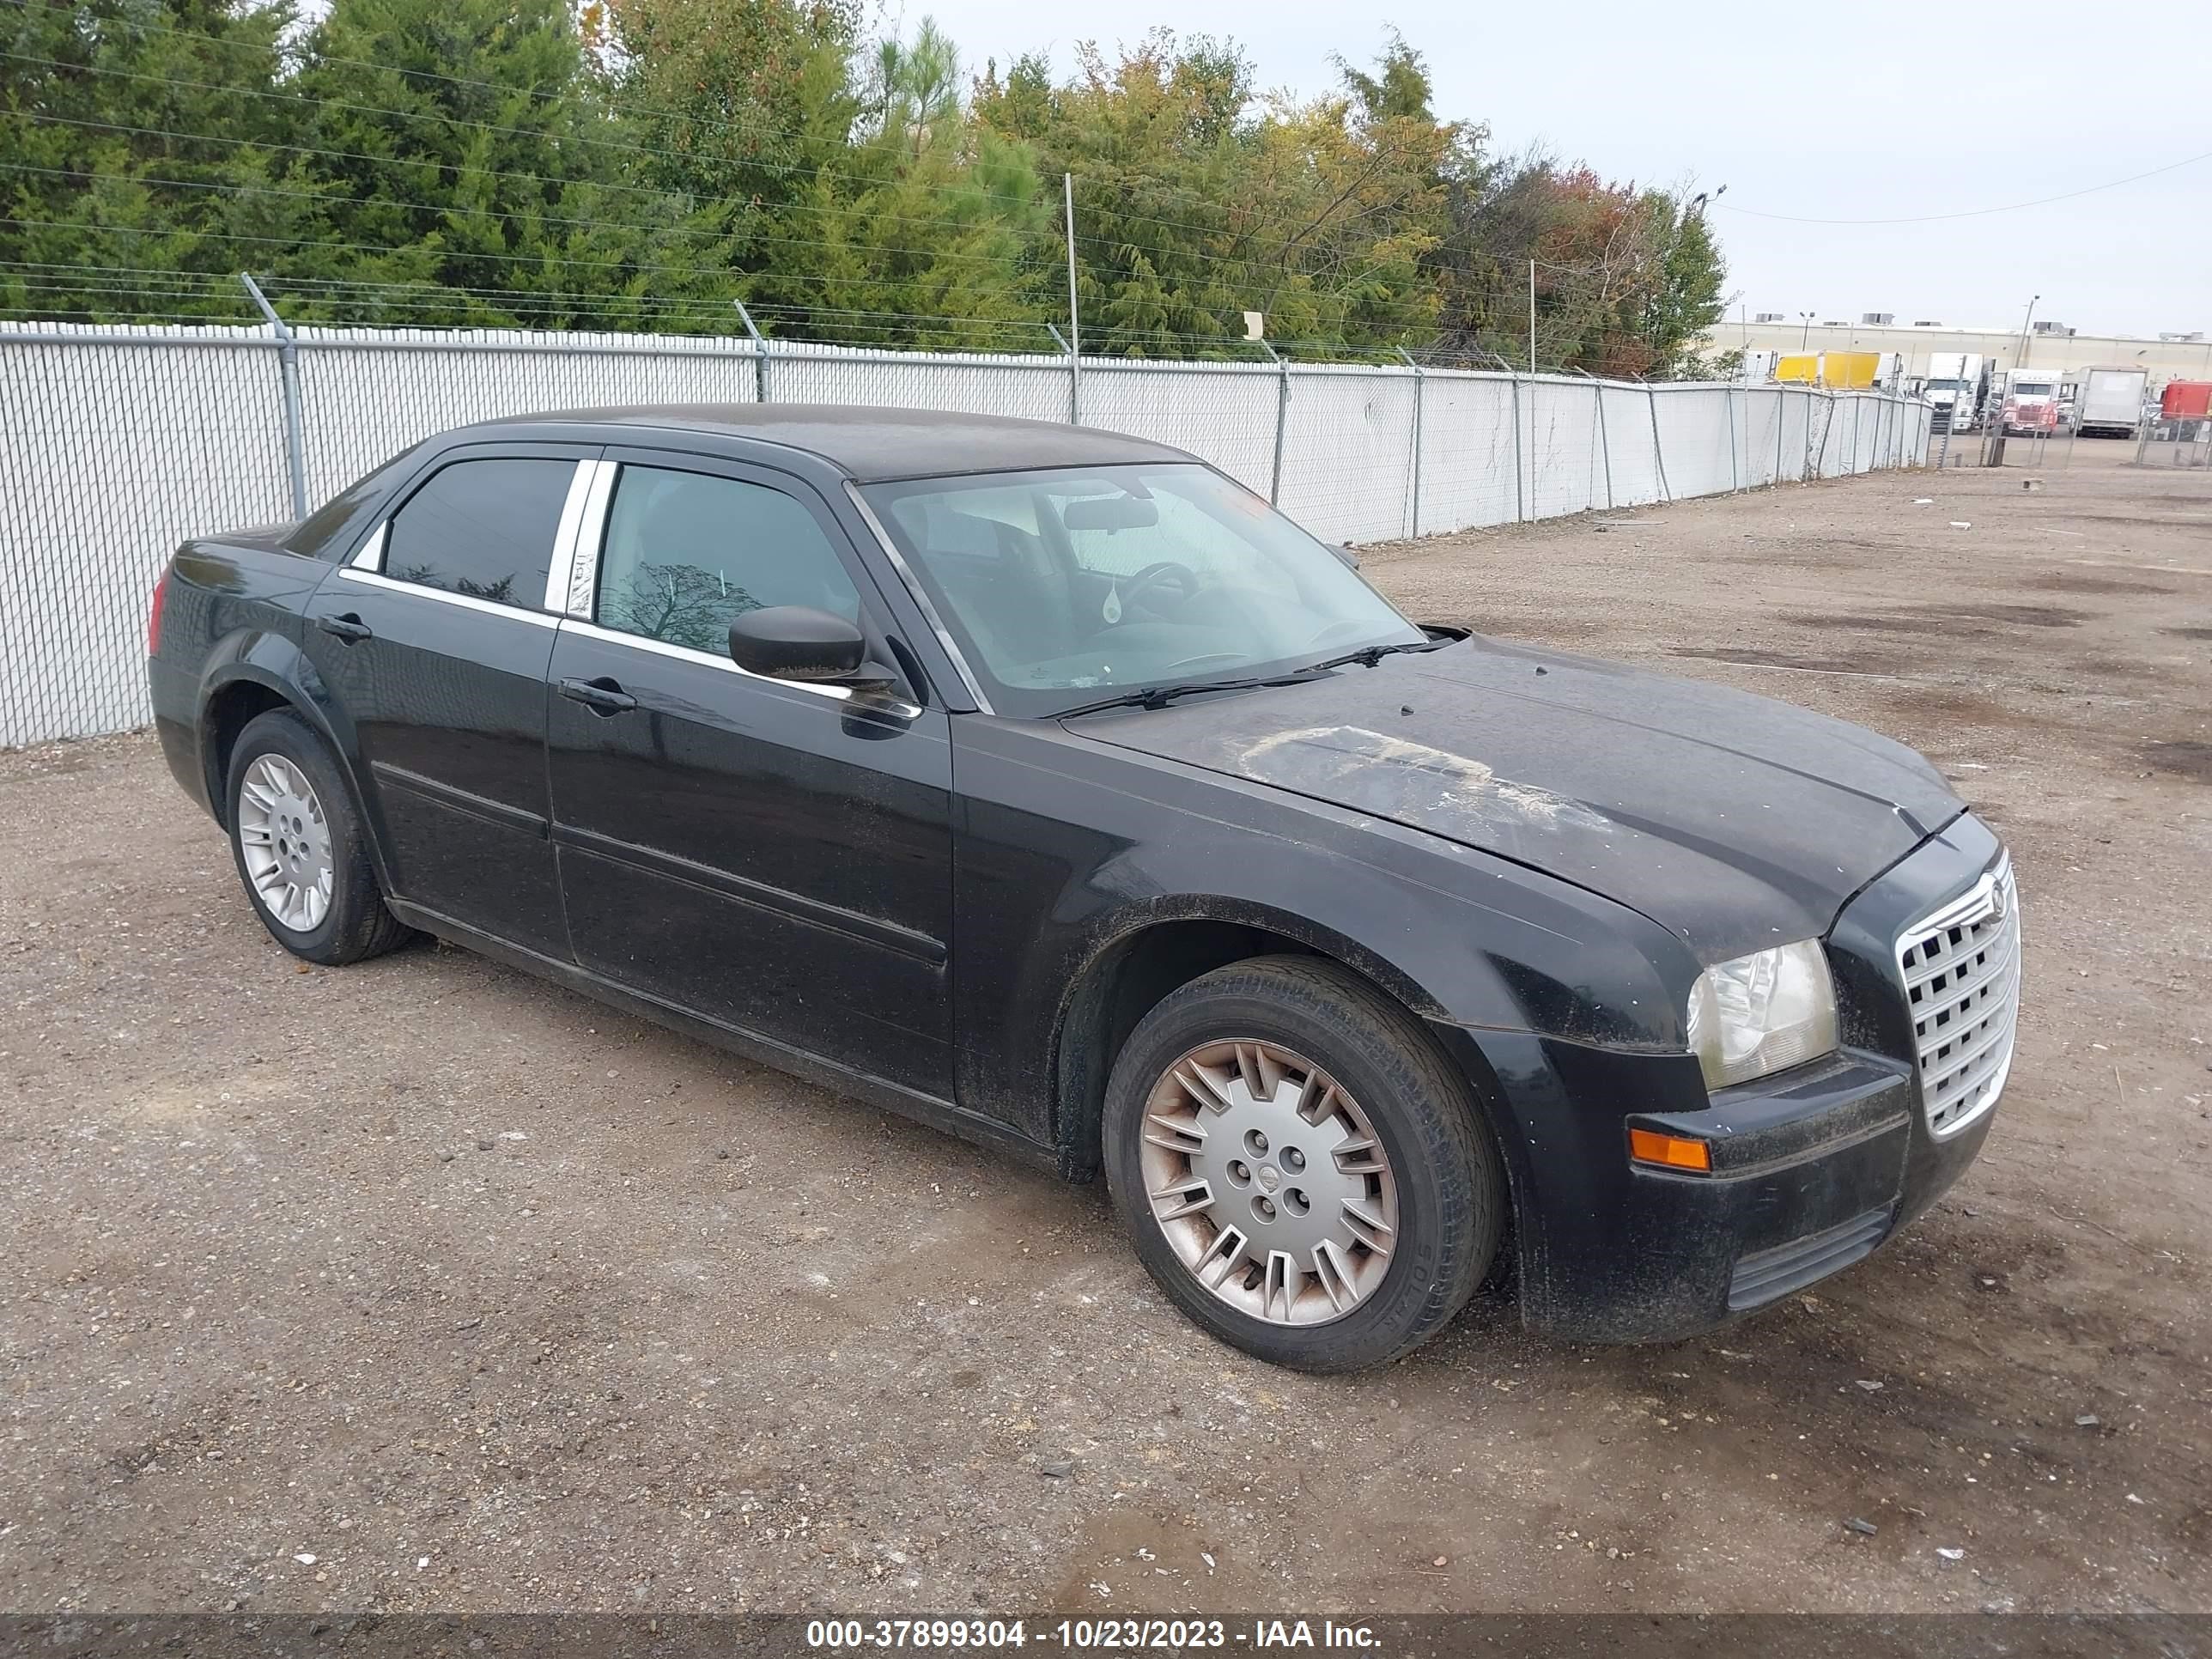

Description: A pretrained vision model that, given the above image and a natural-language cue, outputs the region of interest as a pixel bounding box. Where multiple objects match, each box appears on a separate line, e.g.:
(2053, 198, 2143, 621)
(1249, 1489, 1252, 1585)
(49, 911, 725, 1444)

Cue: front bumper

(1437, 813, 2011, 1342)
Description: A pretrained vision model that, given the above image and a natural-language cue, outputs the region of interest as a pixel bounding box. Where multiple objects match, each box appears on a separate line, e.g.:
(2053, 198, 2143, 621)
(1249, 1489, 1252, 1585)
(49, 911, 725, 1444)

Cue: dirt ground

(1, 440, 2208, 1620)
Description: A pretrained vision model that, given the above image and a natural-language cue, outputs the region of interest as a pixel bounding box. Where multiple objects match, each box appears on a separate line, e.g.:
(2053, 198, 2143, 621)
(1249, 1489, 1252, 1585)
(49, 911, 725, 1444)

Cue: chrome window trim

(559, 617, 921, 720)
(565, 459, 619, 618)
(335, 565, 561, 628)
(348, 521, 386, 572)
(541, 460, 599, 613)
(842, 481, 994, 714)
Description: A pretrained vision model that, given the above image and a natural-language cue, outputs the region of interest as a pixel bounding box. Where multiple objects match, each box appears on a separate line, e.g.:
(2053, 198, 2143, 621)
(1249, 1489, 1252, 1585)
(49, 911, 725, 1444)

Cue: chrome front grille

(1896, 856, 2020, 1138)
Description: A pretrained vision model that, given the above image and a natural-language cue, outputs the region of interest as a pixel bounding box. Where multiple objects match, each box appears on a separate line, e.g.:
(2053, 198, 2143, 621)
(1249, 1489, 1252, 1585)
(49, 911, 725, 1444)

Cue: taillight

(148, 568, 169, 657)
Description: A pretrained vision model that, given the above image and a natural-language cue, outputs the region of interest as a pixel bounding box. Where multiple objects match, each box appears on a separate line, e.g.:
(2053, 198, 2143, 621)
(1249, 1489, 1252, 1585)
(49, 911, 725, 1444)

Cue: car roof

(472, 404, 1198, 483)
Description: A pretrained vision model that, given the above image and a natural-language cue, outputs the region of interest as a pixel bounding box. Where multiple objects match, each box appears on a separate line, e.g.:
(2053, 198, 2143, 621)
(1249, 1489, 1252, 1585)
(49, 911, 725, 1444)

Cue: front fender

(948, 714, 1704, 1161)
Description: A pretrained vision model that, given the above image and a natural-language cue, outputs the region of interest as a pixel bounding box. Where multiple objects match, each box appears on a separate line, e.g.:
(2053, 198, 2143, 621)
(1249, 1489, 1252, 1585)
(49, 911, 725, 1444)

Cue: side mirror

(1330, 543, 1361, 570)
(728, 606, 894, 691)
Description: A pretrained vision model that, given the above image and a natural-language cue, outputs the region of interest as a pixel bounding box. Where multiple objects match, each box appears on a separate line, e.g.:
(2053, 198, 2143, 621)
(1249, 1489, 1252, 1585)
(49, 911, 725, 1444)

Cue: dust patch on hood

(1239, 726, 1610, 835)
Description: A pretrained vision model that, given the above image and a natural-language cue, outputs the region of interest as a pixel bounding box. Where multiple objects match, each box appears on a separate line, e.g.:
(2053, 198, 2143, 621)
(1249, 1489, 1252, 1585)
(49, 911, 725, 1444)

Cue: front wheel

(1103, 957, 1506, 1372)
(224, 708, 413, 965)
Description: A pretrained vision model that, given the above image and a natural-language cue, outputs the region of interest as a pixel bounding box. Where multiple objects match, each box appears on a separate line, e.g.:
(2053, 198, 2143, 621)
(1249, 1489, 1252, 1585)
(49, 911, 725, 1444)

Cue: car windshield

(1925, 378, 1961, 390)
(860, 464, 1423, 717)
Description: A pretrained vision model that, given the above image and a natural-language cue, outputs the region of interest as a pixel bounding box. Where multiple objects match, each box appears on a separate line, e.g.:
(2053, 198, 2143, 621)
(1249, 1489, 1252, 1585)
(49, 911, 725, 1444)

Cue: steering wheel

(1116, 561, 1200, 617)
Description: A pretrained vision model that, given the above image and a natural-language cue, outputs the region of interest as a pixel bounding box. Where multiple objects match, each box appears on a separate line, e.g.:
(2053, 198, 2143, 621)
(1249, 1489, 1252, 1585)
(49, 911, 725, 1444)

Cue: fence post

(1047, 324, 1078, 425)
(733, 301, 771, 403)
(1572, 368, 1613, 510)
(1489, 359, 1526, 522)
(1645, 380, 1673, 504)
(1396, 349, 1425, 538)
(1724, 381, 1741, 492)
(1259, 340, 1290, 506)
(1773, 386, 1785, 486)
(240, 273, 307, 520)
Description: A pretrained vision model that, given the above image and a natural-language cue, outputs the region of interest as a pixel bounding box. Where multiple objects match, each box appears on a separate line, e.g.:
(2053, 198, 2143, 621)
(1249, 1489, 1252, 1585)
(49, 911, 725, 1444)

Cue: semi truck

(2073, 365, 2152, 438)
(1924, 352, 1989, 433)
(2001, 370, 2063, 437)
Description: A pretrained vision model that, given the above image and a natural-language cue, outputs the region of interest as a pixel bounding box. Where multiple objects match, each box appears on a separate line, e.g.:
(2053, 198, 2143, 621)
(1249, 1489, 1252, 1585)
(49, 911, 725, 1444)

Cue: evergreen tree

(268, 0, 685, 328)
(750, 19, 1049, 348)
(0, 0, 296, 322)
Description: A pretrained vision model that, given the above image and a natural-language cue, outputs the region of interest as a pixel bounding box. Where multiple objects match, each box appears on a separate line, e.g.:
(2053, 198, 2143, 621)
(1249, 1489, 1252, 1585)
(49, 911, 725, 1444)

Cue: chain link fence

(0, 319, 1932, 749)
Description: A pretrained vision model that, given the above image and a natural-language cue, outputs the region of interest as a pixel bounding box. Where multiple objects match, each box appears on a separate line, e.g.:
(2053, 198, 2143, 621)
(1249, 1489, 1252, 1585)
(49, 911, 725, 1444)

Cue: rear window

(383, 459, 574, 609)
(286, 451, 417, 561)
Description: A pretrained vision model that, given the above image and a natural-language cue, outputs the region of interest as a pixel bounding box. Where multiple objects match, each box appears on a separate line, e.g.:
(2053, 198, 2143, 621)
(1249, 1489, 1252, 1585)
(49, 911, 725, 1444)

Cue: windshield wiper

(1298, 635, 1458, 674)
(1054, 670, 1327, 720)
(1054, 633, 1461, 720)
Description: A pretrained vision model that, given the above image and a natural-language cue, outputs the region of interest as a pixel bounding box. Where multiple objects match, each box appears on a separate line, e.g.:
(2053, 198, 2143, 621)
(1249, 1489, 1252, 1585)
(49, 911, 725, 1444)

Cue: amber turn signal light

(1629, 1127, 1712, 1173)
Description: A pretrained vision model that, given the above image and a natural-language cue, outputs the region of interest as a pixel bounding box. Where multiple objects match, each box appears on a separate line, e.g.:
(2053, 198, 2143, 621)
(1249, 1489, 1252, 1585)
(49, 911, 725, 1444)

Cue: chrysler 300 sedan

(149, 405, 2019, 1371)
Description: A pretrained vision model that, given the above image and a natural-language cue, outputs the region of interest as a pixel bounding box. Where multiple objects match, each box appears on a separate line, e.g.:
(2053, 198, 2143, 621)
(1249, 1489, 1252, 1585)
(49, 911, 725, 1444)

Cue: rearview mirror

(728, 606, 893, 690)
(1064, 494, 1159, 532)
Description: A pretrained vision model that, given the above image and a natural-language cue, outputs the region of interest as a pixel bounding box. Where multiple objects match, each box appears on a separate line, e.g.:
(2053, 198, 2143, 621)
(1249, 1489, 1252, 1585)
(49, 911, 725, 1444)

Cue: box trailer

(2074, 366, 2151, 438)
(1821, 351, 1882, 391)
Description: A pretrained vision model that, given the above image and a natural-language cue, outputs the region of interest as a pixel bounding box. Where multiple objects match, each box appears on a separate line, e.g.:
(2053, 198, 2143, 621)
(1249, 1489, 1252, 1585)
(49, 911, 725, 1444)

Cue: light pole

(2013, 293, 2039, 373)
(1799, 311, 1816, 350)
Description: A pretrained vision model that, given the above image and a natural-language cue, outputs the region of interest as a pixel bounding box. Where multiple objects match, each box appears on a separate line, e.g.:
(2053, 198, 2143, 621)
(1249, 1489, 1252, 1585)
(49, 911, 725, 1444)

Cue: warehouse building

(1706, 312, 2212, 386)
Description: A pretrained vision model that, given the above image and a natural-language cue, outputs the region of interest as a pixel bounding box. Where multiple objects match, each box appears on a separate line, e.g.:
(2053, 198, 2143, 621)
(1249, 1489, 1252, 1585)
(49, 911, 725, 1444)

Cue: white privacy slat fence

(0, 322, 1931, 748)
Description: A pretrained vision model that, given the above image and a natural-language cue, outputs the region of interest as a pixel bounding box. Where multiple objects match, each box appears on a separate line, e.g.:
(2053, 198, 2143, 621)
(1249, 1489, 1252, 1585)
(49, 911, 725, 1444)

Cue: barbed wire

(0, 282, 1643, 374)
(0, 257, 1669, 370)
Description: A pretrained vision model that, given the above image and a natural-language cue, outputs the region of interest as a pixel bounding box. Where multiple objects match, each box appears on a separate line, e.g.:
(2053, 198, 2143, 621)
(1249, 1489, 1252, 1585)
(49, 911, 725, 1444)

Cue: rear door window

(383, 458, 574, 609)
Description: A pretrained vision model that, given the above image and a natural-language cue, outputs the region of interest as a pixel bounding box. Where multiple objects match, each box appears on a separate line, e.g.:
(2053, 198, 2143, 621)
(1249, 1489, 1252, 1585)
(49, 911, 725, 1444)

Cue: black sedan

(147, 405, 2018, 1371)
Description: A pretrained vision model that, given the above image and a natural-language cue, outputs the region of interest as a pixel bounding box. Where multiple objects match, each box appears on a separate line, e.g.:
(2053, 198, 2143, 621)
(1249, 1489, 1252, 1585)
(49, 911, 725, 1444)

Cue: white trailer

(2074, 366, 2151, 439)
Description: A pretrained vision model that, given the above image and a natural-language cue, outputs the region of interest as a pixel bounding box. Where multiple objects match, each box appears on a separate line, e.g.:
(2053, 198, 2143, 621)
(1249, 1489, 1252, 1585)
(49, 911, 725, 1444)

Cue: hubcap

(1139, 1039, 1398, 1327)
(236, 754, 333, 933)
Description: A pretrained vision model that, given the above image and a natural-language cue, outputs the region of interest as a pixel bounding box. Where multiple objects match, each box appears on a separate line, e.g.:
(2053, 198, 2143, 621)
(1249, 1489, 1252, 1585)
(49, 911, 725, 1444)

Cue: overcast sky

(906, 0, 2210, 338)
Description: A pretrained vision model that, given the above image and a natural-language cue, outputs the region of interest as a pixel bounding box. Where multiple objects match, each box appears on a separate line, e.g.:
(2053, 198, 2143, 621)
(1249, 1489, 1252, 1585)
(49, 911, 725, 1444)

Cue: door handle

(557, 675, 637, 715)
(319, 613, 373, 644)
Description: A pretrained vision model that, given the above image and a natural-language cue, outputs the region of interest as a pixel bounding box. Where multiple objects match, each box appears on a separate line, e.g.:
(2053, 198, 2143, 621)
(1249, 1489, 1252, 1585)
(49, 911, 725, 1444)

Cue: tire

(224, 708, 413, 965)
(1102, 956, 1506, 1372)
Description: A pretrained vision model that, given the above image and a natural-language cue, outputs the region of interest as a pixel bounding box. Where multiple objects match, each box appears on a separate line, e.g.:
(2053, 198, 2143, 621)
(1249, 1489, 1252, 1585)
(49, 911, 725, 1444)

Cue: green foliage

(1431, 154, 1730, 379)
(0, 0, 296, 320)
(0, 5, 1729, 374)
(974, 29, 1460, 356)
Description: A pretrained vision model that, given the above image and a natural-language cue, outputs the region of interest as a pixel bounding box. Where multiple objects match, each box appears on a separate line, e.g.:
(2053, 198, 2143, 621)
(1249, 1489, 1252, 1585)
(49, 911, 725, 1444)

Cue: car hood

(1067, 635, 1964, 962)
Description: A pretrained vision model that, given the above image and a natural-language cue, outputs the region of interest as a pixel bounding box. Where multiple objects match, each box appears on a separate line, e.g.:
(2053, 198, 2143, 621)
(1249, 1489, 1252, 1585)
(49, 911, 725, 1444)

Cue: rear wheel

(225, 708, 412, 965)
(1103, 957, 1505, 1372)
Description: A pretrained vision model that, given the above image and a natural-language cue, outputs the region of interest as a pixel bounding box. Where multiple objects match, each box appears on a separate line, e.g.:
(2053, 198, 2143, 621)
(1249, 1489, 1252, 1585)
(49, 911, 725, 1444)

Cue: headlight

(1685, 939, 1838, 1089)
